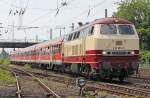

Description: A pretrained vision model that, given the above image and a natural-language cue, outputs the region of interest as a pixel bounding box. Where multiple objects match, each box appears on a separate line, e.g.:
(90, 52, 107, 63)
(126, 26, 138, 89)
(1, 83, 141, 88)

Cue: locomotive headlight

(131, 51, 135, 55)
(102, 51, 107, 55)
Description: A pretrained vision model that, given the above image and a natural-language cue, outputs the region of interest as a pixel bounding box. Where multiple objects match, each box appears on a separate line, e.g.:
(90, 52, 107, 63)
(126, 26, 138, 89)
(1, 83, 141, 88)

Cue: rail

(12, 68, 61, 98)
(11, 66, 150, 98)
(12, 71, 21, 98)
(87, 81, 150, 98)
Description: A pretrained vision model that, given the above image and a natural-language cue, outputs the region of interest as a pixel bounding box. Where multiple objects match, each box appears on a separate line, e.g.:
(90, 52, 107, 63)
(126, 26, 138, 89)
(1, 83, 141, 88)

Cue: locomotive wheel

(79, 64, 91, 77)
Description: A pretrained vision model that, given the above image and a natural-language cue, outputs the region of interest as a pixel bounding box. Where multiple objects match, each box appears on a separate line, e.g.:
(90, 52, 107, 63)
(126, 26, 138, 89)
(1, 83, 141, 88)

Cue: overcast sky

(0, 0, 119, 41)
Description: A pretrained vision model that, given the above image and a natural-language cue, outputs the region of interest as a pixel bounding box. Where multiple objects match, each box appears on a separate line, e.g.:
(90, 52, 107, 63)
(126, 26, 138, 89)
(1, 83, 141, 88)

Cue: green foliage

(116, 95, 138, 98)
(140, 51, 150, 66)
(32, 76, 37, 81)
(0, 67, 16, 86)
(84, 90, 108, 98)
(0, 58, 10, 66)
(97, 91, 108, 98)
(113, 0, 150, 50)
(67, 96, 73, 98)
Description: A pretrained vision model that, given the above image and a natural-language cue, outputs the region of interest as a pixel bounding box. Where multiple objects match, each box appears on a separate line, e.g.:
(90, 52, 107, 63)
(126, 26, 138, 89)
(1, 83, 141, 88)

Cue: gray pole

(105, 9, 108, 18)
(12, 22, 15, 40)
(50, 28, 52, 40)
(36, 35, 38, 42)
(60, 29, 61, 37)
(71, 23, 74, 31)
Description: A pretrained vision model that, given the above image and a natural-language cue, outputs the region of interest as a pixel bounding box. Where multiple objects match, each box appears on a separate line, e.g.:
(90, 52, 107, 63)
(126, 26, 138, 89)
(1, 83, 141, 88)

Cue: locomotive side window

(118, 25, 134, 35)
(73, 31, 80, 39)
(101, 24, 117, 34)
(64, 35, 69, 41)
(76, 32, 80, 38)
(80, 28, 89, 38)
(73, 33, 77, 39)
(68, 33, 73, 41)
(88, 26, 94, 35)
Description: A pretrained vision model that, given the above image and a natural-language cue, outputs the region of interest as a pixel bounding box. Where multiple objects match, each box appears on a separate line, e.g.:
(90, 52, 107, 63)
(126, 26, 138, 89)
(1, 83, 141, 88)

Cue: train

(10, 17, 139, 81)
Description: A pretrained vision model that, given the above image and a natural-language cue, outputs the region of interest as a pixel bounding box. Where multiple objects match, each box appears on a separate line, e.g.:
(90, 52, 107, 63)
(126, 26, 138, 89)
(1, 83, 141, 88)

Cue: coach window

(58, 44, 61, 52)
(51, 45, 54, 53)
(50, 46, 52, 54)
(47, 47, 50, 55)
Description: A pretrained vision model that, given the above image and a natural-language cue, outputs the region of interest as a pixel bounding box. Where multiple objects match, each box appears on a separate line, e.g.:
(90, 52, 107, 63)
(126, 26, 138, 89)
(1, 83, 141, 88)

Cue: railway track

(11, 65, 150, 98)
(11, 68, 61, 98)
(30, 70, 150, 98)
(129, 76, 150, 84)
(26, 72, 150, 97)
(86, 81, 150, 98)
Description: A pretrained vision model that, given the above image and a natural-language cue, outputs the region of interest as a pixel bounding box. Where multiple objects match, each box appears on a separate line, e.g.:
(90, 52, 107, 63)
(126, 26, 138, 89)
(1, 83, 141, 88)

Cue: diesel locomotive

(10, 18, 139, 81)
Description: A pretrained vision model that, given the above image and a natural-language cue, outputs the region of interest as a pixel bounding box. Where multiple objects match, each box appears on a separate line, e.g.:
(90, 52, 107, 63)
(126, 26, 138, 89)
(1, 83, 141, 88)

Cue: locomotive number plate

(116, 41, 123, 45)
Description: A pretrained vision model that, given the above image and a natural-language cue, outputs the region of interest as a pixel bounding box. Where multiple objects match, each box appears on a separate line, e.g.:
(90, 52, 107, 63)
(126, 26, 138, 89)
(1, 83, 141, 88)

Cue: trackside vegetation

(0, 58, 15, 86)
(83, 90, 138, 98)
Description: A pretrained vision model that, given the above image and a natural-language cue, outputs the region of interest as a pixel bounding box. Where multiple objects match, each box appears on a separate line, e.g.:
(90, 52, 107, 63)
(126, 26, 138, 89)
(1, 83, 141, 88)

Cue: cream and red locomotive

(10, 18, 139, 81)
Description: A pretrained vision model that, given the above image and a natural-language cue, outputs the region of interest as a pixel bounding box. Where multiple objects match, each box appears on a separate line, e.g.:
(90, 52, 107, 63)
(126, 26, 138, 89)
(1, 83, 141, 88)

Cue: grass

(0, 58, 15, 86)
(0, 58, 10, 65)
(84, 90, 139, 98)
(83, 90, 109, 98)
(0, 67, 16, 86)
(116, 95, 138, 98)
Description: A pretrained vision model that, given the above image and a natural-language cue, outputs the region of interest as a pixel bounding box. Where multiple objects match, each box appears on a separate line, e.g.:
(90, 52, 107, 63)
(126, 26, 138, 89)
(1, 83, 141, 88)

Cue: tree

(113, 0, 150, 50)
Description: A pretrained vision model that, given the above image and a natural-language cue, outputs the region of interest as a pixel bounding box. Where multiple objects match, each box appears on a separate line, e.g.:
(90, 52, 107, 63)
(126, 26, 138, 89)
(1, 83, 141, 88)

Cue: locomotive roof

(93, 17, 132, 24)
(69, 17, 132, 34)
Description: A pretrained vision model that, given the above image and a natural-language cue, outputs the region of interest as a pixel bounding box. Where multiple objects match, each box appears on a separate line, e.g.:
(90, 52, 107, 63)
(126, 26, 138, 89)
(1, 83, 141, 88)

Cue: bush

(140, 51, 150, 67)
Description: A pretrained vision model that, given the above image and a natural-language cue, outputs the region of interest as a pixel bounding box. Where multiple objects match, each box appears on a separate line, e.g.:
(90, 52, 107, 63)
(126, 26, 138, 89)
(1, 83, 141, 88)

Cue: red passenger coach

(11, 38, 64, 68)
(10, 18, 139, 81)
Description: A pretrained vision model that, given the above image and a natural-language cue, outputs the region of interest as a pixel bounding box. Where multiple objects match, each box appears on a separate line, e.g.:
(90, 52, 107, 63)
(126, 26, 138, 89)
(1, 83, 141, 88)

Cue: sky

(0, 0, 120, 42)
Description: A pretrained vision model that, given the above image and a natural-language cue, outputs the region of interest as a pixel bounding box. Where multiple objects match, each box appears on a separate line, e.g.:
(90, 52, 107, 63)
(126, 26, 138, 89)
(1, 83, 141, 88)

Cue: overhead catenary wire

(55, 0, 76, 16)
(27, 0, 76, 26)
(36, 0, 107, 33)
(63, 0, 107, 25)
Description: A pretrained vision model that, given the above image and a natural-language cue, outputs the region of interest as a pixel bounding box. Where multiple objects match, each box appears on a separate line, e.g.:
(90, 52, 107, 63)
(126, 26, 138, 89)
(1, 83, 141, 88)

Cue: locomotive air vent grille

(116, 41, 123, 45)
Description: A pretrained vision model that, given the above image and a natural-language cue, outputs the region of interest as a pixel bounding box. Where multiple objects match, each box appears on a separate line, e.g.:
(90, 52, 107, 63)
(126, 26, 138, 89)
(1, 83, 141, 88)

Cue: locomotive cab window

(100, 24, 117, 34)
(118, 25, 134, 35)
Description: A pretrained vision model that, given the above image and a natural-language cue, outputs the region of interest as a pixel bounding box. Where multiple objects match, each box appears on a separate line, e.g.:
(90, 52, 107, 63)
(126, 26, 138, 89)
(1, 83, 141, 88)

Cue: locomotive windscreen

(100, 24, 135, 35)
(100, 24, 117, 34)
(118, 25, 135, 35)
